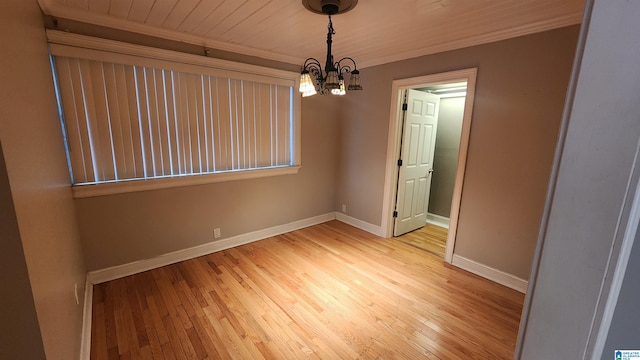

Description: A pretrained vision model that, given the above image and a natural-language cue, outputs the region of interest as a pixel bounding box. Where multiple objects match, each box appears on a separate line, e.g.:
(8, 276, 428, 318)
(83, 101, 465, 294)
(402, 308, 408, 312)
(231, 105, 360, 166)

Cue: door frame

(380, 68, 477, 263)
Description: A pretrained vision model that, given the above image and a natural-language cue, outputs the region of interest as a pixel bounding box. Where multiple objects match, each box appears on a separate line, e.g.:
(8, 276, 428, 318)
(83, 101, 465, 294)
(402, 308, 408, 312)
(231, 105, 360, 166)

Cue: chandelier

(299, 0, 362, 97)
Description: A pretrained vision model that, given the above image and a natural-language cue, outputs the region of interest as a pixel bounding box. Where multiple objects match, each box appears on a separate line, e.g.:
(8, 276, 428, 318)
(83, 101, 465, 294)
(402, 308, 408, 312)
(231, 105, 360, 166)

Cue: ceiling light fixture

(299, 0, 362, 97)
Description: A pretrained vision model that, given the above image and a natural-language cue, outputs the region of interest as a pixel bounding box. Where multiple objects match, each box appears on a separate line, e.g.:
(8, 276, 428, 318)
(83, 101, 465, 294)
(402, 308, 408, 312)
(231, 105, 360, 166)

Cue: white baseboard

(87, 213, 336, 285)
(79, 212, 523, 359)
(452, 254, 528, 293)
(335, 212, 385, 237)
(79, 275, 93, 360)
(426, 213, 450, 229)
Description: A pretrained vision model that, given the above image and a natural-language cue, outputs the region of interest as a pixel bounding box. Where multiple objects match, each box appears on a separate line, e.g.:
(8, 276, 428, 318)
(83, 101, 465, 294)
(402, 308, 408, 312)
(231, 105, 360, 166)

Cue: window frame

(47, 30, 301, 198)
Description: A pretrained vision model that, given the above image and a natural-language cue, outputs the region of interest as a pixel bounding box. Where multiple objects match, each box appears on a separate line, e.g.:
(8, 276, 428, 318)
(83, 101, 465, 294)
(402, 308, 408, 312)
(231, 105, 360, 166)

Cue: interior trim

(39, 1, 582, 70)
(361, 15, 582, 69)
(79, 276, 93, 360)
(72, 166, 301, 198)
(452, 254, 528, 293)
(80, 211, 529, 357)
(86, 212, 336, 284)
(335, 212, 384, 237)
(381, 68, 478, 265)
(426, 213, 450, 229)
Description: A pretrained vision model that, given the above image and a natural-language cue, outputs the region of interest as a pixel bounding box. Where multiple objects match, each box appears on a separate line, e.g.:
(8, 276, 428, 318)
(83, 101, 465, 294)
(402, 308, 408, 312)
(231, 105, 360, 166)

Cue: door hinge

(402, 103, 408, 111)
(393, 211, 398, 218)
(397, 159, 403, 166)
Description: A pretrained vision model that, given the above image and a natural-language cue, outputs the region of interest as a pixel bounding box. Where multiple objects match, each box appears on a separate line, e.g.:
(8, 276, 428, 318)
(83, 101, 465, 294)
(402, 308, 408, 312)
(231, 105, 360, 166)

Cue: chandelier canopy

(299, 0, 362, 97)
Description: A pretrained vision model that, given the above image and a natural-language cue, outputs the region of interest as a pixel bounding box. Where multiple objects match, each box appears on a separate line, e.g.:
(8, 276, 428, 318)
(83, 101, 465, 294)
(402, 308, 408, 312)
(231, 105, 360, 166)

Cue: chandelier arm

(302, 58, 324, 80)
(308, 67, 323, 81)
(334, 63, 352, 74)
(335, 57, 359, 71)
(303, 57, 322, 70)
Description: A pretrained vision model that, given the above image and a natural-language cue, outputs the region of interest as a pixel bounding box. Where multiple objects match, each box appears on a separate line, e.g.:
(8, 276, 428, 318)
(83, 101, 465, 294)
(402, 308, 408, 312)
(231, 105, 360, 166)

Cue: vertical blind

(52, 53, 294, 185)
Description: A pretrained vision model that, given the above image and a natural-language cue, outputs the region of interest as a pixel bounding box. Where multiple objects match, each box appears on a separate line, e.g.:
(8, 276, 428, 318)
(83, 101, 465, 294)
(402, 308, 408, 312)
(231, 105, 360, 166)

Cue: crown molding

(357, 13, 583, 69)
(38, 0, 582, 70)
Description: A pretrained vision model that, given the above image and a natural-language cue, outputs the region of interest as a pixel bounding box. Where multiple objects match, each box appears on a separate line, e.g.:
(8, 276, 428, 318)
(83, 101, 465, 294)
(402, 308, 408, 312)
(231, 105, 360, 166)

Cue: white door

(394, 89, 440, 236)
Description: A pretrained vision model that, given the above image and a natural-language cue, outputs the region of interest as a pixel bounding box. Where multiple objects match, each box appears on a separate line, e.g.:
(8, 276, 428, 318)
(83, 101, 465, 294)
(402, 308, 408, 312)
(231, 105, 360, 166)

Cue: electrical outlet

(213, 228, 221, 239)
(74, 283, 79, 305)
(342, 204, 347, 213)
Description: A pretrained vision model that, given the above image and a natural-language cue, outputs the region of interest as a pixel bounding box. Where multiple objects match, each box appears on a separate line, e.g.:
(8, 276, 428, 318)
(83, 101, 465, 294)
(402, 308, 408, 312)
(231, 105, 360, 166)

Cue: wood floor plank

(161, 310, 189, 358)
(191, 313, 233, 360)
(91, 220, 524, 359)
(141, 308, 164, 360)
(395, 223, 448, 257)
(145, 295, 170, 345)
(160, 342, 176, 360)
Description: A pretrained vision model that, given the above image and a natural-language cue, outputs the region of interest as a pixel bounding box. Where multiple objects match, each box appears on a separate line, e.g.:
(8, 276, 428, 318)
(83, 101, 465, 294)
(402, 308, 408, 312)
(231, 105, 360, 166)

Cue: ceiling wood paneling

(38, 0, 586, 68)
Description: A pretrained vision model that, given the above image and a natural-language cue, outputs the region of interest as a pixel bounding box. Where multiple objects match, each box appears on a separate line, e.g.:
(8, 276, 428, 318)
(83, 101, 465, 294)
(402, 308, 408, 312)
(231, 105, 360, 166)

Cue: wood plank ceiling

(37, 0, 586, 68)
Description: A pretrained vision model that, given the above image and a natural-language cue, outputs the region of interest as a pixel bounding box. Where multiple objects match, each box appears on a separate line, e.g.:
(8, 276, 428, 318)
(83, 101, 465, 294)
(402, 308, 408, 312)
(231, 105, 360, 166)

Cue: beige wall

(428, 96, 465, 218)
(338, 26, 579, 279)
(76, 94, 340, 271)
(0, 143, 47, 359)
(0, 0, 87, 359)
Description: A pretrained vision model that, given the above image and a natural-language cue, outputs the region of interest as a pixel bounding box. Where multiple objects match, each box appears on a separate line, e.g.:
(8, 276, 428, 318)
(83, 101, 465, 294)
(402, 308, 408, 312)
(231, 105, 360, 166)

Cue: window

(48, 31, 301, 198)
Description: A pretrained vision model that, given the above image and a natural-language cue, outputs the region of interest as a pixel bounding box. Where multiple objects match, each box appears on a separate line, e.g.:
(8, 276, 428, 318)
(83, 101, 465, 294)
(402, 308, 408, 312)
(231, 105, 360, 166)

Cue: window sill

(72, 166, 301, 198)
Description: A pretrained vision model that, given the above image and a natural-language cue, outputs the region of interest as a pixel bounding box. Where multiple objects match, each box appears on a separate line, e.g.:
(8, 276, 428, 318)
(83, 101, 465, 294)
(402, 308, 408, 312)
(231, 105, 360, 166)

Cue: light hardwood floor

(90, 220, 524, 359)
(395, 224, 448, 258)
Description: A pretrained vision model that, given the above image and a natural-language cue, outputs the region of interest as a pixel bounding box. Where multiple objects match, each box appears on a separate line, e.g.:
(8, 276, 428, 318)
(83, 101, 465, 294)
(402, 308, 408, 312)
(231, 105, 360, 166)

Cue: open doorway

(380, 68, 477, 263)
